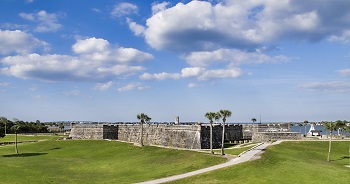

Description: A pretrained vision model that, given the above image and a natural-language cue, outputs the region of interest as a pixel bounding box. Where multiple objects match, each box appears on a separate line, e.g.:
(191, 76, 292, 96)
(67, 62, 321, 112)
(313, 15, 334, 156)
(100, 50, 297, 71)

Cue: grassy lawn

(0, 139, 226, 184)
(213, 143, 256, 155)
(0, 134, 63, 142)
(170, 141, 350, 184)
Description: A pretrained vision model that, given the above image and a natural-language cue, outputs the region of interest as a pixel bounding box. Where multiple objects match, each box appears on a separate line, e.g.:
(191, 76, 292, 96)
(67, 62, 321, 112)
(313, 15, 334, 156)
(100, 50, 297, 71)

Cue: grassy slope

(0, 139, 226, 184)
(0, 134, 61, 142)
(170, 141, 350, 184)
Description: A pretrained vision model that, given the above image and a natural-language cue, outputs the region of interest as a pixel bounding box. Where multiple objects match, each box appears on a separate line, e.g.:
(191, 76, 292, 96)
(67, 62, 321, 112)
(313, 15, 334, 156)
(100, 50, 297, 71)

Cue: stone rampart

(117, 124, 202, 149)
(69, 124, 118, 140)
(252, 132, 301, 142)
(69, 123, 243, 149)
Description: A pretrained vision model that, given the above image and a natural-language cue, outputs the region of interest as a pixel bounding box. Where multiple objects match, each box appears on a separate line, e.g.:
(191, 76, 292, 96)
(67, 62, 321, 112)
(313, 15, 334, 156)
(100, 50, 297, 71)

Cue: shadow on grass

(224, 143, 238, 148)
(2, 153, 48, 157)
(48, 147, 61, 151)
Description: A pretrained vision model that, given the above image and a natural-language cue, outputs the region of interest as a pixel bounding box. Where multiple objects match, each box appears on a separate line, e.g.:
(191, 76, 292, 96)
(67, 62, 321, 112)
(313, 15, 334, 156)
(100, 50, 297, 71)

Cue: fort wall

(252, 132, 301, 142)
(69, 123, 243, 149)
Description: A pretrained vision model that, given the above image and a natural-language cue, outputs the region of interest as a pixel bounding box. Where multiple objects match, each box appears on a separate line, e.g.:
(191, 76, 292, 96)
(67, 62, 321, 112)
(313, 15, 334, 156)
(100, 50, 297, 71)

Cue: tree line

(0, 117, 49, 138)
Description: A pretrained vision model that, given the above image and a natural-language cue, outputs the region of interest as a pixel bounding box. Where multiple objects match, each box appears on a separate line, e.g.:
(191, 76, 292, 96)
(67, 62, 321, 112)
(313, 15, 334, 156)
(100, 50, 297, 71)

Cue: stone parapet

(252, 132, 301, 142)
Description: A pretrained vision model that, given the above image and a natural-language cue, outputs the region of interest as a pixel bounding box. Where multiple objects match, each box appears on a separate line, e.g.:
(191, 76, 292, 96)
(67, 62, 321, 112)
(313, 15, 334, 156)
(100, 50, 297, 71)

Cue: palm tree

(296, 123, 302, 134)
(219, 110, 232, 156)
(205, 112, 216, 154)
(335, 120, 346, 138)
(324, 121, 338, 162)
(251, 118, 256, 124)
(137, 113, 151, 146)
(303, 120, 308, 136)
(11, 124, 21, 154)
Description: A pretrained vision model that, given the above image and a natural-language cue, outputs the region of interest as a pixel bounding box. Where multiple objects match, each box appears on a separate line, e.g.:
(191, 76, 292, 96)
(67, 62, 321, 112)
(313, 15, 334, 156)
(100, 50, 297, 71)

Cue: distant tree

(251, 118, 256, 124)
(0, 116, 8, 137)
(303, 120, 309, 136)
(59, 123, 65, 133)
(205, 112, 216, 154)
(219, 110, 232, 156)
(137, 113, 151, 146)
(324, 121, 338, 162)
(335, 120, 346, 138)
(11, 122, 21, 154)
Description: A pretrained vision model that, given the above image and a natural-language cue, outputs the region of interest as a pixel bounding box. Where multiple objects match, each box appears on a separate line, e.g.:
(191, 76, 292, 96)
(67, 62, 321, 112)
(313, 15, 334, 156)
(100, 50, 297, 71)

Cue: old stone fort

(70, 121, 300, 149)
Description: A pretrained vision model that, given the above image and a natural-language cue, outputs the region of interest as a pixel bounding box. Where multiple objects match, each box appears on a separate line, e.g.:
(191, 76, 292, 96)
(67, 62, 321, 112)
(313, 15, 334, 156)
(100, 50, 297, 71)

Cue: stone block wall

(252, 132, 301, 142)
(69, 124, 118, 139)
(117, 124, 202, 149)
(69, 123, 244, 149)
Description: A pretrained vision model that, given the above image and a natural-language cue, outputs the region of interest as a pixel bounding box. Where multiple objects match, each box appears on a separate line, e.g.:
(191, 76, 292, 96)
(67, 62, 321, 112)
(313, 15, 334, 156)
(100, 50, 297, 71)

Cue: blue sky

(0, 0, 349, 123)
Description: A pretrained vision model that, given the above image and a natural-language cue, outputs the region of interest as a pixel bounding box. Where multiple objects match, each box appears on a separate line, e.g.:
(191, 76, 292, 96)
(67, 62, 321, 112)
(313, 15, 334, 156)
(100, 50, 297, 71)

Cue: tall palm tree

(298, 123, 303, 134)
(11, 124, 21, 154)
(205, 112, 216, 154)
(137, 113, 151, 146)
(303, 120, 309, 136)
(219, 110, 232, 156)
(335, 120, 346, 138)
(324, 121, 338, 162)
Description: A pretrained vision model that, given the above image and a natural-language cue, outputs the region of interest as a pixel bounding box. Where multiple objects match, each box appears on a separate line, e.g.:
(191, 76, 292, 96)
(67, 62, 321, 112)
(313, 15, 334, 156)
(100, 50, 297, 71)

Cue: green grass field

(170, 141, 350, 184)
(0, 134, 62, 142)
(0, 138, 226, 184)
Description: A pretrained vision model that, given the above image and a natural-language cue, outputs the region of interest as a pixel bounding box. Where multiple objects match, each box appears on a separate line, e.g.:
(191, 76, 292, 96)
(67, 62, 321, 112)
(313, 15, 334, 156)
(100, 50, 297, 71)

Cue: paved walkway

(137, 142, 278, 184)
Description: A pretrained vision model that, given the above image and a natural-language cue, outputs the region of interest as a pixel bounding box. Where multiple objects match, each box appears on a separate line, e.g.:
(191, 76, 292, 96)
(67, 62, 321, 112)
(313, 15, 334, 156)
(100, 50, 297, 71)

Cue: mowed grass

(0, 134, 62, 142)
(170, 141, 350, 184)
(0, 139, 226, 184)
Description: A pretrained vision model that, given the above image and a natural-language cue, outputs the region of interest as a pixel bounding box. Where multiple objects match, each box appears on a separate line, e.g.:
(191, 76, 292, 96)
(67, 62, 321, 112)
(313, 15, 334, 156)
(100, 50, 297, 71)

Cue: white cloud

(19, 10, 64, 32)
(94, 81, 113, 91)
(126, 18, 145, 36)
(337, 69, 350, 76)
(140, 72, 181, 80)
(72, 37, 153, 63)
(111, 3, 138, 17)
(72, 37, 109, 54)
(140, 67, 242, 81)
(0, 38, 153, 82)
(143, 0, 350, 52)
(92, 8, 101, 13)
(0, 53, 145, 82)
(188, 83, 199, 88)
(185, 48, 288, 67)
(197, 68, 242, 80)
(152, 2, 170, 15)
(117, 82, 148, 92)
(0, 29, 48, 55)
(181, 67, 206, 78)
(300, 81, 350, 93)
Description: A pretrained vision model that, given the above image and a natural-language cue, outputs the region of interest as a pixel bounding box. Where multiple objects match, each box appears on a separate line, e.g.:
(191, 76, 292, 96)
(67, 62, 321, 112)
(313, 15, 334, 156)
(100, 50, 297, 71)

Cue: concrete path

(137, 142, 276, 184)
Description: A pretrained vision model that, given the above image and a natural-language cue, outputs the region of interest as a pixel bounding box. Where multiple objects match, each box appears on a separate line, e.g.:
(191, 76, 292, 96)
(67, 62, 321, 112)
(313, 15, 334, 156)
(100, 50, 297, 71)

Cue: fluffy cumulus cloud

(19, 10, 64, 32)
(140, 67, 242, 81)
(0, 37, 153, 82)
(126, 18, 145, 36)
(143, 0, 350, 52)
(0, 29, 47, 55)
(151, 2, 170, 15)
(72, 37, 153, 63)
(300, 81, 350, 93)
(111, 2, 138, 17)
